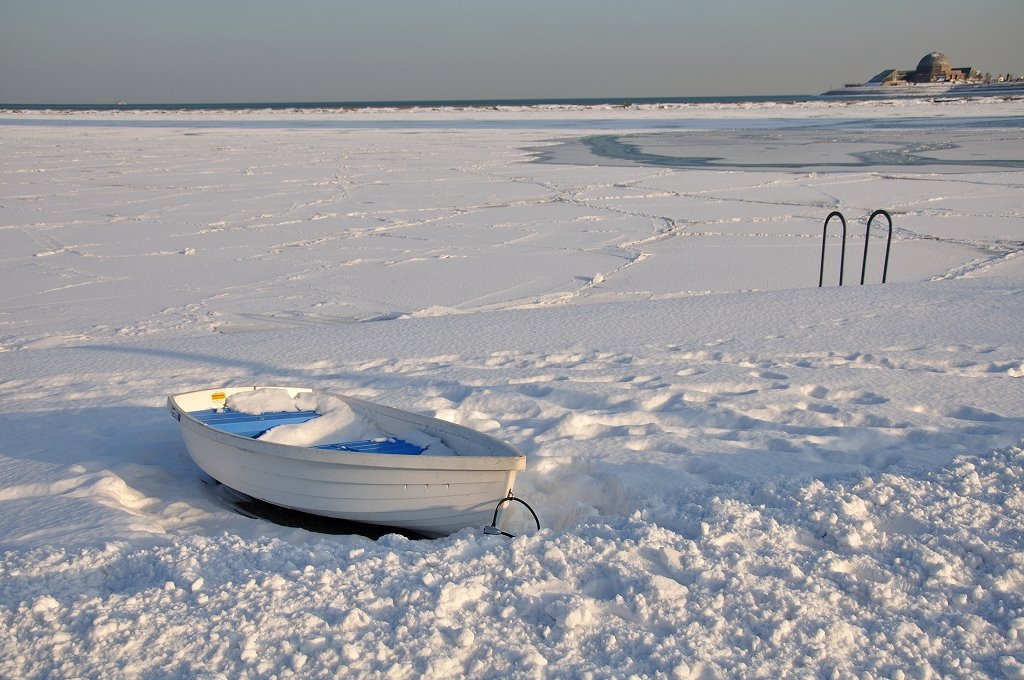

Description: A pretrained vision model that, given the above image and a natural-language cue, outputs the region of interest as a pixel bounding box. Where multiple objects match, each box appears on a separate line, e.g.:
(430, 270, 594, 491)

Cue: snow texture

(251, 391, 387, 447)
(225, 388, 304, 415)
(1, 99, 1023, 678)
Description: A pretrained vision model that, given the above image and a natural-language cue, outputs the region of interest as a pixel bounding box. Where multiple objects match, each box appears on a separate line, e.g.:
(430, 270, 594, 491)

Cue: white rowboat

(168, 386, 526, 537)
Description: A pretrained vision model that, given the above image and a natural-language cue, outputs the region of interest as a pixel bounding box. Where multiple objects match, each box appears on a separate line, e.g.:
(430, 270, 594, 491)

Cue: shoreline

(3, 97, 1023, 131)
(0, 94, 816, 113)
(0, 101, 832, 119)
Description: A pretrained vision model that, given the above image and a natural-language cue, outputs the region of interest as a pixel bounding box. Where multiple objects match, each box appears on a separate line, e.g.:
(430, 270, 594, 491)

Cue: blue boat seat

(189, 408, 424, 454)
(190, 408, 320, 438)
(313, 439, 424, 455)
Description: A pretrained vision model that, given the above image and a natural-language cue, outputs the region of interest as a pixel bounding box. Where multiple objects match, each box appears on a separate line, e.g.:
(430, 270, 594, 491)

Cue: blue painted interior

(189, 408, 424, 455)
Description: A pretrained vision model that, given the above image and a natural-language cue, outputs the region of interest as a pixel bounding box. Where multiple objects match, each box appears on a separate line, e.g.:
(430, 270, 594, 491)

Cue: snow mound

(225, 388, 301, 415)
(251, 391, 388, 447)
(228, 388, 455, 455)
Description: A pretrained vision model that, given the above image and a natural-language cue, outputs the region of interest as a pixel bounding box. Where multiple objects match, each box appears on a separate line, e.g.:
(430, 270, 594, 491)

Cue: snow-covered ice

(1, 99, 1023, 678)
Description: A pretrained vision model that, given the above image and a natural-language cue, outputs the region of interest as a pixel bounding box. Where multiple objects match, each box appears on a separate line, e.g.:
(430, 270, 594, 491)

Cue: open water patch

(532, 126, 1024, 173)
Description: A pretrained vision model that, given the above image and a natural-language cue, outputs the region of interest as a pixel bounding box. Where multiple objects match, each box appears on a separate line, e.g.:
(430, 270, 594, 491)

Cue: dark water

(1, 95, 816, 111)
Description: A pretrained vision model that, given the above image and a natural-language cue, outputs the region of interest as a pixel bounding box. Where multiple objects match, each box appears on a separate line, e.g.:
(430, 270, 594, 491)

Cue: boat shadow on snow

(203, 477, 429, 540)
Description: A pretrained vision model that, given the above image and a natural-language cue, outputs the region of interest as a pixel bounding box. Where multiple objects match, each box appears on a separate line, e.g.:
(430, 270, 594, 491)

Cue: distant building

(822, 51, 1024, 98)
(866, 52, 981, 87)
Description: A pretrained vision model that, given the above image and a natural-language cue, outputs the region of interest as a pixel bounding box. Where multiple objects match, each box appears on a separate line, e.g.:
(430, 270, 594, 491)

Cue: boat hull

(169, 386, 526, 537)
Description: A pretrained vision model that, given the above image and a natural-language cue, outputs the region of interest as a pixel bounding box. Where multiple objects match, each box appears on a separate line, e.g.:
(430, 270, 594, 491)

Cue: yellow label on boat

(212, 391, 226, 401)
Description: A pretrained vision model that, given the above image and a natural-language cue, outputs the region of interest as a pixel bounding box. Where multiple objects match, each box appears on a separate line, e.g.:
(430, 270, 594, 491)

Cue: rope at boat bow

(484, 490, 540, 538)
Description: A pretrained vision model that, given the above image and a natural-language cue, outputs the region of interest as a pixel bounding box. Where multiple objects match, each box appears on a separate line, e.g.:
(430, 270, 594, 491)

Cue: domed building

(915, 52, 954, 82)
(823, 52, 1020, 97)
(865, 52, 980, 86)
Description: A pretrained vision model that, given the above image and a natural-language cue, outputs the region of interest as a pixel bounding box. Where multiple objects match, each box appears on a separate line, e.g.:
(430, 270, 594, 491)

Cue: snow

(1, 98, 1023, 678)
(225, 388, 304, 415)
(234, 389, 389, 447)
(253, 392, 382, 448)
(223, 388, 454, 454)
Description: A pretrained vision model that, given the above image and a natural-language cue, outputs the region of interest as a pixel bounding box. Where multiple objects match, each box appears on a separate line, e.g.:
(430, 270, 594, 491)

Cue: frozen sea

(1, 98, 1023, 678)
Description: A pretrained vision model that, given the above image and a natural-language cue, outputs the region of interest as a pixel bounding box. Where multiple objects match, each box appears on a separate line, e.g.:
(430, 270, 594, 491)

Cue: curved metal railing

(818, 211, 847, 287)
(860, 209, 893, 285)
(819, 210, 893, 287)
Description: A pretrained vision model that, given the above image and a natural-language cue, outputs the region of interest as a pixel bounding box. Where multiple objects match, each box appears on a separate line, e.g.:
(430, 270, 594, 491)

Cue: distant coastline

(822, 80, 1024, 100)
(7, 86, 1024, 113)
(822, 51, 1024, 99)
(0, 95, 817, 112)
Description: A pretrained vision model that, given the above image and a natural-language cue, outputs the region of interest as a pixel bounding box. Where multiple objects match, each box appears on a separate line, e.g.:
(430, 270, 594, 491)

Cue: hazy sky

(2, 0, 1023, 104)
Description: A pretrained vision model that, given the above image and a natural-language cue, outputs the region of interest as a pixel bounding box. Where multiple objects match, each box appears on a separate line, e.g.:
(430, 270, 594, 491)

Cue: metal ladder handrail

(818, 211, 847, 287)
(860, 209, 893, 284)
(819, 210, 893, 287)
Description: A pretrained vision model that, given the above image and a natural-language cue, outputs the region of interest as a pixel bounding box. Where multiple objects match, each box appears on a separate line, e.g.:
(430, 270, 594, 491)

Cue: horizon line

(0, 94, 818, 109)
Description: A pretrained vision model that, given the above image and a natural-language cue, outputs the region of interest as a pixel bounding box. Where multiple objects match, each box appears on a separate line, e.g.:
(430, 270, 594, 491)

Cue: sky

(2, 0, 1023, 104)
